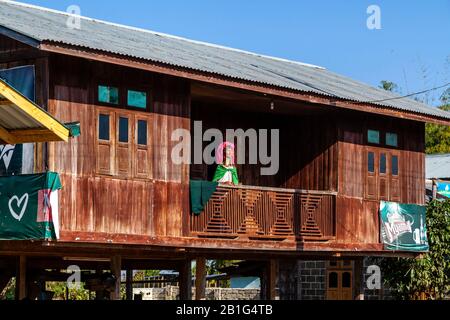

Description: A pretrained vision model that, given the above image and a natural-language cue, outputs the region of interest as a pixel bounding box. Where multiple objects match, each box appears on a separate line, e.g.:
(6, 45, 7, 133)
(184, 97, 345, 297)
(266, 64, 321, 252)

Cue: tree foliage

(381, 200, 450, 300)
(378, 80, 450, 154)
(426, 104, 450, 154)
(379, 80, 399, 93)
(0, 278, 15, 300)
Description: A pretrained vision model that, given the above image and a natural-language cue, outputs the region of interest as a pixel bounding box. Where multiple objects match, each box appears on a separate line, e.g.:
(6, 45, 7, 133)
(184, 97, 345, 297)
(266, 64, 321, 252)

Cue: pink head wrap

(216, 141, 235, 165)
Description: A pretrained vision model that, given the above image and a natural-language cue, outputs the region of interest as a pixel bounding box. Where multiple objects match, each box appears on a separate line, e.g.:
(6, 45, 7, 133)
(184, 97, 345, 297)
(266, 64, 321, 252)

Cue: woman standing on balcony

(213, 141, 239, 185)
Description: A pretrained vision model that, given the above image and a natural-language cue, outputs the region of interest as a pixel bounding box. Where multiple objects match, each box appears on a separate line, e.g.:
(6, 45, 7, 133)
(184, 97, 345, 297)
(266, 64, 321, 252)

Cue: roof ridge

(1, 0, 325, 70)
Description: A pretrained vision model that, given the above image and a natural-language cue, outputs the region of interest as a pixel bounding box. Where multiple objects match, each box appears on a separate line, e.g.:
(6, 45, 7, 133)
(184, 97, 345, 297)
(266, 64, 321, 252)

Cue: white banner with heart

(8, 193, 29, 221)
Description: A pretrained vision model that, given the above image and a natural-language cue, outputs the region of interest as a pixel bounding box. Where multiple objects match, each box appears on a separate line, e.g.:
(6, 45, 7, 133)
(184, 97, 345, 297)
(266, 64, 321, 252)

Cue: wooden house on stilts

(1, 1, 449, 300)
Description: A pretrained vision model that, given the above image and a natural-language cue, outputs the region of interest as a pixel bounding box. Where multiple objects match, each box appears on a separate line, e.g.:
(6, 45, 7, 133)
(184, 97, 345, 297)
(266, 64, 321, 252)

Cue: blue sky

(18, 0, 450, 106)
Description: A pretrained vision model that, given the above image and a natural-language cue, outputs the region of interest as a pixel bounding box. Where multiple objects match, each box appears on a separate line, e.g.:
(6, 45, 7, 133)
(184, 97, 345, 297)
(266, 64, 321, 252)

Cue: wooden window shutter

(96, 109, 115, 175)
(134, 114, 152, 179)
(365, 149, 378, 199)
(378, 152, 388, 200)
(116, 112, 133, 177)
(390, 152, 400, 202)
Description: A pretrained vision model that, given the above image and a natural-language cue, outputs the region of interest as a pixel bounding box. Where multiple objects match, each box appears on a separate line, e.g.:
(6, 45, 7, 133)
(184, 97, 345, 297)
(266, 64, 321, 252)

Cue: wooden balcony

(190, 184, 337, 242)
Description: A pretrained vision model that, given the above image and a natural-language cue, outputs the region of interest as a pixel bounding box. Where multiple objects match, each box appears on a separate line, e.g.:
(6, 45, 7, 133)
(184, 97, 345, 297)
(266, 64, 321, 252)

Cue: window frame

(367, 151, 376, 174)
(95, 81, 151, 112)
(118, 116, 130, 144)
(97, 84, 121, 106)
(127, 88, 149, 111)
(386, 132, 399, 148)
(391, 153, 399, 177)
(96, 108, 115, 176)
(134, 114, 152, 179)
(367, 129, 381, 145)
(379, 152, 387, 175)
(98, 113, 111, 141)
(136, 119, 149, 146)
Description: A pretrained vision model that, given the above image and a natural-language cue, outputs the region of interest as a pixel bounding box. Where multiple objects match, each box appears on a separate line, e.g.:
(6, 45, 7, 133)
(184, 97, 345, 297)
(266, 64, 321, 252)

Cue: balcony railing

(190, 184, 336, 242)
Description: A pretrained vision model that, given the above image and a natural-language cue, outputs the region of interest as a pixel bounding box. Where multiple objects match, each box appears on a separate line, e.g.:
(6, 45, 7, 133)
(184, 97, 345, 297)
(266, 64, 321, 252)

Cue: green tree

(379, 80, 450, 154)
(441, 87, 450, 105)
(379, 80, 399, 93)
(381, 200, 450, 300)
(0, 278, 16, 300)
(425, 104, 450, 154)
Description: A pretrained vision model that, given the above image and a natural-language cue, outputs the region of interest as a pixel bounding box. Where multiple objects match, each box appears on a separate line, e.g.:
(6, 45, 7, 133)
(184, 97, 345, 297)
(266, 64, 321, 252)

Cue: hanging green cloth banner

(0, 172, 61, 240)
(380, 201, 429, 252)
(190, 180, 218, 215)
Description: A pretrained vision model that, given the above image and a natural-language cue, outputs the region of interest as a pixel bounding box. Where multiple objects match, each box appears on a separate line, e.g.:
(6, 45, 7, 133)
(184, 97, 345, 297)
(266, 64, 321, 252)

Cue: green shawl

(213, 165, 239, 185)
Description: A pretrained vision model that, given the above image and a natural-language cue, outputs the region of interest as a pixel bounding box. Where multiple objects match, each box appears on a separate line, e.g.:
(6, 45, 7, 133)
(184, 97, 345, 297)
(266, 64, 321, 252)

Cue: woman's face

(225, 147, 232, 159)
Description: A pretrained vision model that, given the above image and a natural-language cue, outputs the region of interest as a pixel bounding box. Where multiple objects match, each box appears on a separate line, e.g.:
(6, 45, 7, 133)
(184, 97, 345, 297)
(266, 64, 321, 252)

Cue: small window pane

(137, 120, 147, 145)
(380, 153, 386, 174)
(342, 272, 351, 288)
(119, 117, 129, 143)
(98, 114, 110, 140)
(329, 261, 337, 267)
(386, 133, 398, 147)
(98, 85, 119, 104)
(392, 155, 399, 176)
(329, 272, 338, 288)
(368, 130, 380, 144)
(368, 152, 375, 173)
(128, 90, 147, 109)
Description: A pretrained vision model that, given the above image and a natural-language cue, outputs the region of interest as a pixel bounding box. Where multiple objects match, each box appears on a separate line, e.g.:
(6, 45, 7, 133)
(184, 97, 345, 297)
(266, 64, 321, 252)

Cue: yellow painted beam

(0, 125, 16, 144)
(0, 79, 69, 142)
(14, 134, 60, 144)
(9, 128, 61, 144)
(10, 128, 53, 136)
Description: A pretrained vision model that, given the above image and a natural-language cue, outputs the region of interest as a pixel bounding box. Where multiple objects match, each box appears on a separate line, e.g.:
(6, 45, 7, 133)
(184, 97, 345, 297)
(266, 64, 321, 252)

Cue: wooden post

(195, 258, 207, 300)
(353, 259, 365, 300)
(16, 255, 27, 300)
(94, 268, 104, 300)
(110, 255, 122, 300)
(179, 259, 192, 300)
(432, 179, 437, 200)
(262, 260, 278, 300)
(126, 269, 133, 300)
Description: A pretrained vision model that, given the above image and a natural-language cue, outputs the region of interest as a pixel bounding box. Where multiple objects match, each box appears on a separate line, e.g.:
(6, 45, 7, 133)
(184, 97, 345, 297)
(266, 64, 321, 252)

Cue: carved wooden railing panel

(190, 185, 336, 242)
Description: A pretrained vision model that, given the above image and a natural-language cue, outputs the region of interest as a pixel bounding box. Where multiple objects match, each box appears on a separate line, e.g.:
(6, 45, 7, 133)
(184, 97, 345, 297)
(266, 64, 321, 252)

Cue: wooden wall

(336, 111, 425, 243)
(190, 103, 338, 191)
(47, 55, 191, 238)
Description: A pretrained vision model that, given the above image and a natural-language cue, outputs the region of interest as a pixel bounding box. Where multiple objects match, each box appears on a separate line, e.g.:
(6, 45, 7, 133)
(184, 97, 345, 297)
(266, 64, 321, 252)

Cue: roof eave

(0, 25, 41, 48)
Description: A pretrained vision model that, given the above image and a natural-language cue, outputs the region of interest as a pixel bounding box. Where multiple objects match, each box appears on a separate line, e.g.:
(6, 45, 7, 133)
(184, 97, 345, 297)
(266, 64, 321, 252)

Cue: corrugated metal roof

(426, 154, 450, 179)
(0, 0, 449, 120)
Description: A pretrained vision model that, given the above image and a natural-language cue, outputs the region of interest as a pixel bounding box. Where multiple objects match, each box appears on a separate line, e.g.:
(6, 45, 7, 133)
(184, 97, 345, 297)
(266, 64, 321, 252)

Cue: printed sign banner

(0, 172, 61, 240)
(380, 201, 429, 252)
(437, 181, 450, 197)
